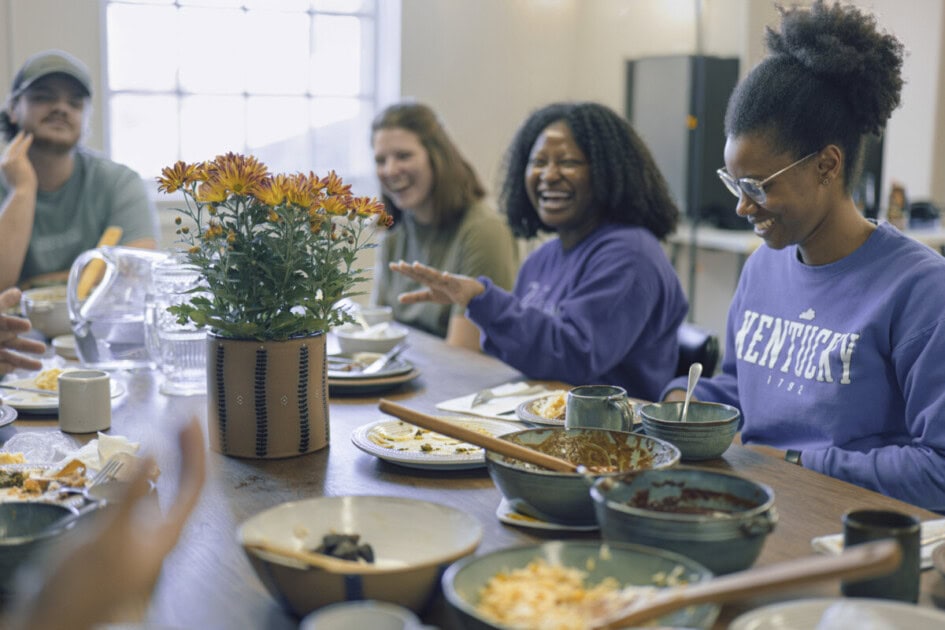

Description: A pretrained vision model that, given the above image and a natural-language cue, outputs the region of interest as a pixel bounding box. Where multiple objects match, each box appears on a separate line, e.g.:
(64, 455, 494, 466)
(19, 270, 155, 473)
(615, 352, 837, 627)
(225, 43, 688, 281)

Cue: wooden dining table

(4, 327, 945, 629)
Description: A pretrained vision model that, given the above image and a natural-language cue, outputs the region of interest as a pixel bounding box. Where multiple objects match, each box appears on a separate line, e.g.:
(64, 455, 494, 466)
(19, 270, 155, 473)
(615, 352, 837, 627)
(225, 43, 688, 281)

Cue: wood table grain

(5, 328, 944, 629)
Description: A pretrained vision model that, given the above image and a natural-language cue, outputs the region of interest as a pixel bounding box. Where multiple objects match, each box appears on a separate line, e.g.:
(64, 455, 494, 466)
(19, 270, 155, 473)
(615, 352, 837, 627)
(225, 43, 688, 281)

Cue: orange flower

(205, 152, 269, 197)
(321, 195, 350, 216)
(255, 174, 288, 207)
(157, 160, 202, 193)
(321, 170, 352, 196)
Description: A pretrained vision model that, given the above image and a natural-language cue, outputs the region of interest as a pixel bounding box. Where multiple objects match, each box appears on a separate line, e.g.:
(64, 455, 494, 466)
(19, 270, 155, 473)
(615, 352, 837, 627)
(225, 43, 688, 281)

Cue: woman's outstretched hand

(389, 260, 486, 308)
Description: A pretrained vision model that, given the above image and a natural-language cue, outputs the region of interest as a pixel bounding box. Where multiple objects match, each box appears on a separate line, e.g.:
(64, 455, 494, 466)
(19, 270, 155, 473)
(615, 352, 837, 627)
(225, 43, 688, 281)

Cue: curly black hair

(500, 102, 679, 240)
(724, 0, 904, 190)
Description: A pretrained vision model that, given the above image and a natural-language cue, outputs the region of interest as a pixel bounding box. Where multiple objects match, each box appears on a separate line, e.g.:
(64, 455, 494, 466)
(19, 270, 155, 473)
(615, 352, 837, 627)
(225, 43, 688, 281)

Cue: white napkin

(66, 433, 141, 472)
(436, 382, 549, 421)
(811, 517, 945, 570)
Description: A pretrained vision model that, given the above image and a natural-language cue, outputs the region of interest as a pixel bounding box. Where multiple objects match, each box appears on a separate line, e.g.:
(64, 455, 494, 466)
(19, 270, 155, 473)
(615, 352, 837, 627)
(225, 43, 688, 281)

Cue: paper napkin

(436, 382, 550, 421)
(811, 517, 945, 570)
(68, 433, 141, 472)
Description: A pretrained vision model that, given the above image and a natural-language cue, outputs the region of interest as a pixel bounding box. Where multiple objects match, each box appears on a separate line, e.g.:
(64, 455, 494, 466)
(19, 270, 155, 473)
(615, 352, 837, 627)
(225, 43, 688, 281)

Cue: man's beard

(28, 130, 79, 154)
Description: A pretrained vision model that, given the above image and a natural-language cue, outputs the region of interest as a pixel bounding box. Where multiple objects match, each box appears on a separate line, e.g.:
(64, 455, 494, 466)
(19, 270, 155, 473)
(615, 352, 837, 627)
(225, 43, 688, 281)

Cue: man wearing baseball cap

(0, 49, 158, 291)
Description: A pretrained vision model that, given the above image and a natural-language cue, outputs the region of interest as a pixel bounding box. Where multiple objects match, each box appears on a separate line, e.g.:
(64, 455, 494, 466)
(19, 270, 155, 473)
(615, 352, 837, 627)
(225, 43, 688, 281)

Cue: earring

(821, 176, 830, 186)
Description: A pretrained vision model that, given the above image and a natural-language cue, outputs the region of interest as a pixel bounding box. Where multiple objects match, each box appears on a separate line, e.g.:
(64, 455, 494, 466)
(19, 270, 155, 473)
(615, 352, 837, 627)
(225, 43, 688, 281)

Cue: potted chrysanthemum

(157, 153, 390, 459)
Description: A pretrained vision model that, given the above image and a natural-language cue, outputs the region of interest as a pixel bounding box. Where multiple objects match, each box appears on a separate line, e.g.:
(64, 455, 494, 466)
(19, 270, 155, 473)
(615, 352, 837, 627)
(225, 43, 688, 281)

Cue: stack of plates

(327, 354, 420, 395)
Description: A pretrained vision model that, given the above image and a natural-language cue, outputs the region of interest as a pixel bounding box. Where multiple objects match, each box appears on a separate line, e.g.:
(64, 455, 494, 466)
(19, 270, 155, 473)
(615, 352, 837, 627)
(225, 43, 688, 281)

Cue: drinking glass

(145, 256, 207, 396)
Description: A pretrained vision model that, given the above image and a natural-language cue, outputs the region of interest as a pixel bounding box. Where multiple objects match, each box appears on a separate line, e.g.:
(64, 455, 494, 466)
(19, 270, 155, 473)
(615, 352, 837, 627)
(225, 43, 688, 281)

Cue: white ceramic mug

(58, 370, 111, 433)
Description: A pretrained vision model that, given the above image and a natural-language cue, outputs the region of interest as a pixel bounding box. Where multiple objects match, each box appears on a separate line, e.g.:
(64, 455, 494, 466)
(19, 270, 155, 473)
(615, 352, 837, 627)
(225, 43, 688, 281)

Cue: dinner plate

(0, 463, 85, 507)
(326, 355, 413, 380)
(0, 404, 17, 428)
(1, 375, 125, 414)
(495, 498, 598, 532)
(515, 392, 567, 426)
(328, 369, 420, 396)
(351, 416, 520, 470)
(729, 597, 945, 629)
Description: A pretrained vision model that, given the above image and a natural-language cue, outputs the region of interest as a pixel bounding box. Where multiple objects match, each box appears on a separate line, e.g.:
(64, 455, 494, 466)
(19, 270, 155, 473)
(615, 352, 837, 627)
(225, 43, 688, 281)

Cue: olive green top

(372, 200, 519, 338)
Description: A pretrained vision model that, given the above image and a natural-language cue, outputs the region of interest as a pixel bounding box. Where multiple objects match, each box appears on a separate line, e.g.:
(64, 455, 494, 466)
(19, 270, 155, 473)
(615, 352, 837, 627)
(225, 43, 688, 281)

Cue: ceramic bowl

(21, 285, 71, 338)
(0, 502, 78, 593)
(591, 467, 777, 574)
(334, 323, 408, 355)
(237, 495, 482, 617)
(442, 540, 719, 630)
(485, 428, 680, 526)
(638, 401, 740, 460)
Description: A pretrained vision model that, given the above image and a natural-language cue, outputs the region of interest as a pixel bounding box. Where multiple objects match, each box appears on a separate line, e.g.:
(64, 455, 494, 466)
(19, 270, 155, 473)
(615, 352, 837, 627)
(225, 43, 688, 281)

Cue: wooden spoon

(244, 540, 393, 574)
(378, 399, 579, 473)
(589, 539, 901, 629)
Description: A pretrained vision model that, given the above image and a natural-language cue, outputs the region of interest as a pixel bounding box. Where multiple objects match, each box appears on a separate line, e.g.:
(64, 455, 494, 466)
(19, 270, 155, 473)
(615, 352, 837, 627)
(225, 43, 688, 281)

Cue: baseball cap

(10, 49, 92, 98)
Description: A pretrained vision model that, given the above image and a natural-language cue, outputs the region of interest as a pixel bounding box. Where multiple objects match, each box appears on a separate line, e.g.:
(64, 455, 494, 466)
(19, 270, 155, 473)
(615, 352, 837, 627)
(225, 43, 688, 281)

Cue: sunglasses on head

(716, 151, 818, 206)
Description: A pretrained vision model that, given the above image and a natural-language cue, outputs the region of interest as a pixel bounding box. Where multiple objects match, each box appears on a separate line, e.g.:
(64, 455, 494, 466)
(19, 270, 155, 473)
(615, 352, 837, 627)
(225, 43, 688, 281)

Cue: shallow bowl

(334, 323, 408, 355)
(21, 285, 71, 339)
(0, 501, 78, 592)
(591, 467, 777, 574)
(485, 427, 680, 526)
(237, 495, 482, 617)
(639, 401, 740, 460)
(442, 540, 718, 629)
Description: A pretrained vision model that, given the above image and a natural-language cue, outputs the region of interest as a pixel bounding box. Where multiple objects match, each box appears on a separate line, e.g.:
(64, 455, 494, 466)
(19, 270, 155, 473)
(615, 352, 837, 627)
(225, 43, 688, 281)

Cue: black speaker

(626, 55, 743, 229)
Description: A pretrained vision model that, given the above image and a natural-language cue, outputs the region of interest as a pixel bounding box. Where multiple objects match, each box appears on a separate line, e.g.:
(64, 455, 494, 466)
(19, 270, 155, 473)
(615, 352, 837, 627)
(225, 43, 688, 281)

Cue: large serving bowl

(485, 428, 680, 526)
(591, 467, 777, 574)
(20, 285, 71, 339)
(442, 540, 719, 629)
(639, 401, 740, 461)
(237, 495, 482, 617)
(0, 502, 78, 593)
(334, 322, 408, 355)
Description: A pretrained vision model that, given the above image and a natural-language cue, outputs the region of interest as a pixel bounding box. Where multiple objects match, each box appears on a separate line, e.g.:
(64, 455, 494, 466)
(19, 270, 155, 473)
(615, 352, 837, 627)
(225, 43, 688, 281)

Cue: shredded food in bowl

(475, 558, 685, 629)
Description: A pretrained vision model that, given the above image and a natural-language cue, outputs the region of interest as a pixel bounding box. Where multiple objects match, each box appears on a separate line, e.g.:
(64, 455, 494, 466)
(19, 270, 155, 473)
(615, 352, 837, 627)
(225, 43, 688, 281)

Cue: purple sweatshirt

(468, 223, 687, 401)
(663, 222, 945, 511)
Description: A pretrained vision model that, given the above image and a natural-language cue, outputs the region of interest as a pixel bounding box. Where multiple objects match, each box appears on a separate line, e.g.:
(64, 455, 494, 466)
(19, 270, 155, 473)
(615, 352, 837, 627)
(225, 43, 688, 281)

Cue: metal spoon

(680, 362, 703, 422)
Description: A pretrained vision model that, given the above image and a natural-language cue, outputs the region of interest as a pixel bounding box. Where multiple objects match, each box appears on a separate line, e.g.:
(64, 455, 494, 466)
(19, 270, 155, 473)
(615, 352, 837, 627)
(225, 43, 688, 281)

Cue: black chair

(676, 323, 720, 378)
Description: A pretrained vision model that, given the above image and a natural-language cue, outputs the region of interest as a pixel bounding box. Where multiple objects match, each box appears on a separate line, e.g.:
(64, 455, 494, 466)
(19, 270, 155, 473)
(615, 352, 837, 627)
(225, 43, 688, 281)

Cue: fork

(470, 384, 547, 408)
(59, 456, 125, 502)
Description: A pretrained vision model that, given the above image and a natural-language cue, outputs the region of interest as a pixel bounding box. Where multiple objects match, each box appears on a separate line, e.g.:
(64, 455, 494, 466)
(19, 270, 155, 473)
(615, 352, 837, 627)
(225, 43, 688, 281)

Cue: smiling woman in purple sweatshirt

(390, 102, 687, 401)
(661, 1, 945, 512)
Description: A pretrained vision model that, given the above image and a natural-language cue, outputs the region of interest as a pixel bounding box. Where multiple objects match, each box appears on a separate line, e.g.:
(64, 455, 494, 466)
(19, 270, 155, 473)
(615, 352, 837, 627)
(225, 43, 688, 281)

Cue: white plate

(327, 355, 413, 380)
(52, 334, 78, 360)
(0, 404, 17, 427)
(1, 374, 125, 413)
(495, 498, 598, 532)
(729, 597, 945, 629)
(351, 416, 520, 470)
(0, 463, 85, 507)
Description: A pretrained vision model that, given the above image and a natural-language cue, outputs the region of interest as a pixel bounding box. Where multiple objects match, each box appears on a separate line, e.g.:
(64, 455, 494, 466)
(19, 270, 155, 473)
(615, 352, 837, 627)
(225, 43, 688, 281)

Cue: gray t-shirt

(1, 147, 159, 284)
(373, 200, 519, 338)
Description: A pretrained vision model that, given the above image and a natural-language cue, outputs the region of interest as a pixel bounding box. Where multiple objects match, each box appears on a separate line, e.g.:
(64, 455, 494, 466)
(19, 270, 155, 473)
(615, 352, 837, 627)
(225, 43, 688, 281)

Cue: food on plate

(476, 557, 686, 629)
(367, 420, 486, 455)
(0, 452, 26, 465)
(34, 367, 64, 391)
(313, 532, 375, 563)
(532, 392, 566, 421)
(0, 458, 89, 501)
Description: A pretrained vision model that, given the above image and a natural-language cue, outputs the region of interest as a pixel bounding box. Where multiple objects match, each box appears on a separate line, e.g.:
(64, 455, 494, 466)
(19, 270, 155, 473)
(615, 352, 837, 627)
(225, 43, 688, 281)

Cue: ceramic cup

(359, 305, 394, 327)
(841, 508, 920, 602)
(299, 600, 429, 630)
(58, 370, 111, 433)
(564, 385, 635, 432)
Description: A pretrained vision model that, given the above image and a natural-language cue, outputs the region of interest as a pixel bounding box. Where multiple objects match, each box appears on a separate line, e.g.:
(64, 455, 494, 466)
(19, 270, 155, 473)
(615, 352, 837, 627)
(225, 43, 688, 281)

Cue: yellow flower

(321, 195, 349, 216)
(196, 179, 228, 204)
(321, 170, 352, 196)
(255, 175, 288, 207)
(284, 173, 315, 208)
(157, 161, 202, 193)
(267, 209, 280, 223)
(205, 152, 268, 197)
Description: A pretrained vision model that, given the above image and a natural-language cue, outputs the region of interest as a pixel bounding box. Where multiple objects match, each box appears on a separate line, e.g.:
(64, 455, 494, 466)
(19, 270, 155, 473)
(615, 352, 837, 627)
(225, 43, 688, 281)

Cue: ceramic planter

(207, 331, 329, 458)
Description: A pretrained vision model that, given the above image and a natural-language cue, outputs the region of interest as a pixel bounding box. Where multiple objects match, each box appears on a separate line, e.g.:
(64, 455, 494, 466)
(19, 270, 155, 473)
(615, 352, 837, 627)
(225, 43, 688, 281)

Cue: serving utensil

(588, 539, 901, 629)
(244, 540, 391, 574)
(0, 383, 58, 397)
(679, 361, 702, 422)
(470, 383, 547, 408)
(378, 399, 578, 473)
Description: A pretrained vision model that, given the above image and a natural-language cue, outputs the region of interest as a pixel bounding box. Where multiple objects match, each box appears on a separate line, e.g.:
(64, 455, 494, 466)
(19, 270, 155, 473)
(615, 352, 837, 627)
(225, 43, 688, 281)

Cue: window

(103, 0, 394, 194)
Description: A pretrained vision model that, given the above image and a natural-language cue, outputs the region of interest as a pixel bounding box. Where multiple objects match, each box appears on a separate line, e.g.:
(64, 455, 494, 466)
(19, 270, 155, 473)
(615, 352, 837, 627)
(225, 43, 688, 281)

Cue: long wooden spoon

(589, 539, 901, 629)
(244, 540, 393, 574)
(378, 399, 579, 473)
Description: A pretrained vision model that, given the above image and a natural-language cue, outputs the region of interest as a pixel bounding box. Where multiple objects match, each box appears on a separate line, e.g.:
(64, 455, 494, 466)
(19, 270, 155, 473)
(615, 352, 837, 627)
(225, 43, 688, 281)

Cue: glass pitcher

(67, 246, 169, 369)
